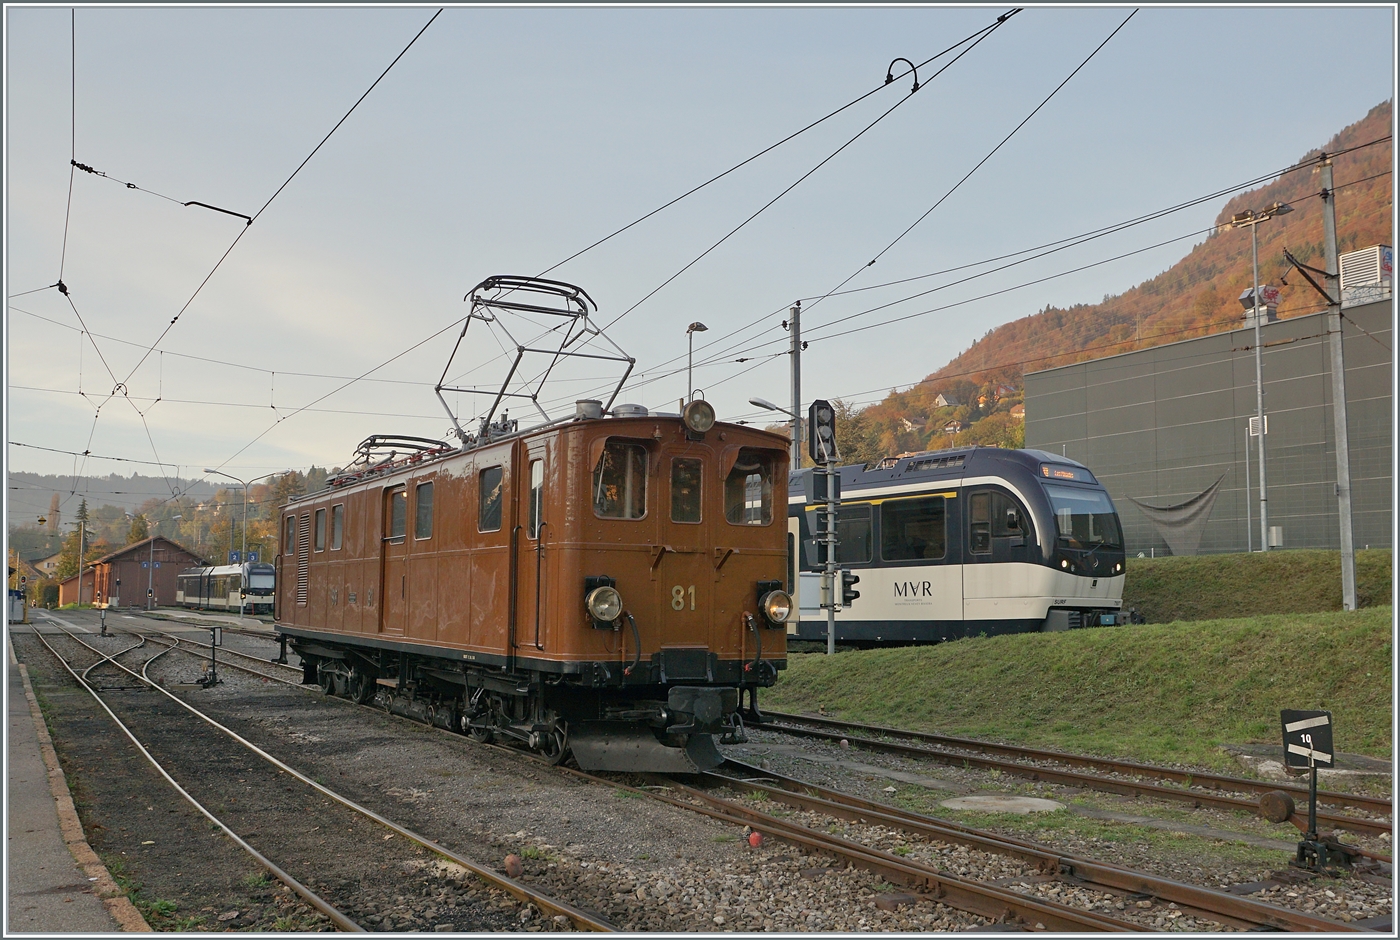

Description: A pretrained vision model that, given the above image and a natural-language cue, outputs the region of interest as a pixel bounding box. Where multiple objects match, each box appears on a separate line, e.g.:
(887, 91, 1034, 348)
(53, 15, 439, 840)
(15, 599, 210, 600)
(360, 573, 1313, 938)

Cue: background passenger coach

(790, 447, 1126, 645)
(274, 276, 793, 773)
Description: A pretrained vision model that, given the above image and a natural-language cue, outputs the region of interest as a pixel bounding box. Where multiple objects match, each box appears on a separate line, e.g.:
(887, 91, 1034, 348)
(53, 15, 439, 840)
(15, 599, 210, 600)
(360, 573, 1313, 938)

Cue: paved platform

(7, 625, 148, 933)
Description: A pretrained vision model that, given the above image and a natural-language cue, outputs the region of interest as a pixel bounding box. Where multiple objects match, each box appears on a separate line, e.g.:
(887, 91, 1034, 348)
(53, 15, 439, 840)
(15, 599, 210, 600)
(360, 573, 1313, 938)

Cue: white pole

(1319, 156, 1357, 609)
(790, 302, 802, 469)
(1250, 223, 1270, 550)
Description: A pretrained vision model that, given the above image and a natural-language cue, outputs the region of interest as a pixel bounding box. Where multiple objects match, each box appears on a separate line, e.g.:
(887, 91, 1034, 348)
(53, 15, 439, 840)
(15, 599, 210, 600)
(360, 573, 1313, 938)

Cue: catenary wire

(803, 8, 1139, 316)
(598, 11, 1019, 332)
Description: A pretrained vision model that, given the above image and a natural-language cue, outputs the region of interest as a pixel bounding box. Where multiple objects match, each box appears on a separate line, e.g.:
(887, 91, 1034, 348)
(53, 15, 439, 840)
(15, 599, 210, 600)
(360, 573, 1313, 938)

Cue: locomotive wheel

(317, 667, 335, 696)
(539, 723, 569, 766)
(346, 669, 374, 705)
(469, 724, 495, 744)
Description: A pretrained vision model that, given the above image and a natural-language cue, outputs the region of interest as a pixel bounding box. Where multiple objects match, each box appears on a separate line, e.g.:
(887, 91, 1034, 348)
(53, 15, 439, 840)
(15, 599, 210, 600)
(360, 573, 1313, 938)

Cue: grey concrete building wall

(1025, 300, 1392, 555)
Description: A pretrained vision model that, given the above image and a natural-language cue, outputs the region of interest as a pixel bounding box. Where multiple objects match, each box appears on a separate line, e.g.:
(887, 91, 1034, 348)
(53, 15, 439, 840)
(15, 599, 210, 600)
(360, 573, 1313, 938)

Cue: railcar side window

(806, 504, 872, 563)
(331, 504, 344, 551)
(315, 508, 327, 552)
(882, 496, 948, 561)
(387, 488, 407, 541)
(593, 441, 647, 519)
(284, 516, 296, 555)
(969, 492, 991, 554)
(724, 448, 773, 525)
(415, 482, 434, 539)
(671, 457, 702, 523)
(528, 460, 544, 538)
(479, 467, 504, 532)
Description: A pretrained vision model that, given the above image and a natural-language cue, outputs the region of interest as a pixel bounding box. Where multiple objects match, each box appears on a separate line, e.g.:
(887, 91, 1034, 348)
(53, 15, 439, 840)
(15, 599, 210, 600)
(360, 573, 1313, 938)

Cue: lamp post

(1230, 201, 1292, 551)
(750, 395, 803, 469)
(686, 322, 708, 402)
(148, 514, 181, 610)
(205, 469, 280, 618)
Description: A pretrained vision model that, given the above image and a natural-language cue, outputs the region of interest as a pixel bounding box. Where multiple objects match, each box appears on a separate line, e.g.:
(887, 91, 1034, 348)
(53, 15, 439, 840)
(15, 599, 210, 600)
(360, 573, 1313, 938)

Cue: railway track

(28, 619, 614, 933)
(761, 710, 1393, 838)
(701, 759, 1367, 932)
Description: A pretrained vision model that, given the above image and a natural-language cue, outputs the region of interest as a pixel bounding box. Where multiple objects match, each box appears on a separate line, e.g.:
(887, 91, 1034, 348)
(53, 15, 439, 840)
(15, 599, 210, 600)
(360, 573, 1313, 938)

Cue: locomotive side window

(387, 487, 407, 542)
(284, 516, 295, 555)
(882, 496, 948, 561)
(671, 457, 702, 523)
(415, 481, 434, 540)
(331, 504, 344, 551)
(969, 492, 991, 554)
(805, 503, 872, 563)
(314, 508, 327, 552)
(724, 448, 773, 525)
(479, 467, 504, 532)
(593, 441, 647, 519)
(528, 460, 544, 538)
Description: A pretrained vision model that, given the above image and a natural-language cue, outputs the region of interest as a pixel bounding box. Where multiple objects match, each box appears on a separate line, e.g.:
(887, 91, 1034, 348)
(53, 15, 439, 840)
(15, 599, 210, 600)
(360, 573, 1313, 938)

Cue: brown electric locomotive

(275, 277, 792, 773)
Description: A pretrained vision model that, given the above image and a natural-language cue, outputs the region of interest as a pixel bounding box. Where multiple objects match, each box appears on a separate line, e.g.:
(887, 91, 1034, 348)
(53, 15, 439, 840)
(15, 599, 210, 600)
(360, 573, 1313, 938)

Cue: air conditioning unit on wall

(1340, 245, 1392, 308)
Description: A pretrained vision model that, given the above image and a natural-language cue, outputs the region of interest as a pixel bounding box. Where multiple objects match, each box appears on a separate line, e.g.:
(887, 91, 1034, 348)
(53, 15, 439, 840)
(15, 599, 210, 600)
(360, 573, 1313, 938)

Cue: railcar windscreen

(594, 441, 648, 519)
(671, 458, 702, 523)
(248, 571, 275, 591)
(1044, 484, 1123, 548)
(725, 449, 774, 525)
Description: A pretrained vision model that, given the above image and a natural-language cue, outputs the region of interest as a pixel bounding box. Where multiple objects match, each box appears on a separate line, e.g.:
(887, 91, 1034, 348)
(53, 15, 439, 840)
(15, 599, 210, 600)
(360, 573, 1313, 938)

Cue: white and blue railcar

(788, 447, 1126, 644)
(177, 562, 277, 615)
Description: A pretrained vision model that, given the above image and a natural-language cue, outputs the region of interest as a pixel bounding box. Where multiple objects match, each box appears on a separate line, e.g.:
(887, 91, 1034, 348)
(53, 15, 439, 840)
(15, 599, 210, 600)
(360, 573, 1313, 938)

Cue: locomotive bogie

(276, 411, 790, 771)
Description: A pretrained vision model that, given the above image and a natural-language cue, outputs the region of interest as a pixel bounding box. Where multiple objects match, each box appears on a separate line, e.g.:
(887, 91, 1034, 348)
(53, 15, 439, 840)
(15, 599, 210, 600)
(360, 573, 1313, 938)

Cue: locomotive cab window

(725, 448, 774, 525)
(528, 460, 543, 538)
(386, 487, 407, 542)
(479, 466, 504, 532)
(969, 489, 1027, 554)
(330, 504, 344, 551)
(284, 516, 296, 555)
(882, 496, 948, 561)
(415, 481, 434, 539)
(314, 508, 327, 552)
(593, 440, 647, 519)
(671, 457, 702, 523)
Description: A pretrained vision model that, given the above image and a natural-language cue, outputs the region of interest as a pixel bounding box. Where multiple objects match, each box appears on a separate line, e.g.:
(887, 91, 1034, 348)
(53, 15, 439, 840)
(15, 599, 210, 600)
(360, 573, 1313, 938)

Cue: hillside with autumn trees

(831, 101, 1392, 467)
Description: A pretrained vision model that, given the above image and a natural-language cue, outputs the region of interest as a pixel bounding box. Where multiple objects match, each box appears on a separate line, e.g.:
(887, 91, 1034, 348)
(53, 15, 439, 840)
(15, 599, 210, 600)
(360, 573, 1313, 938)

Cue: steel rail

(764, 709, 1392, 815)
(30, 628, 365, 932)
(40, 621, 616, 933)
(761, 715, 1393, 837)
(715, 759, 1364, 933)
(551, 766, 1146, 932)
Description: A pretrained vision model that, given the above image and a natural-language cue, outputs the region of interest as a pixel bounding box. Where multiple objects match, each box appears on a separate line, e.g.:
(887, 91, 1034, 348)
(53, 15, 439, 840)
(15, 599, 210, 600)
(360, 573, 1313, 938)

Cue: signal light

(807, 399, 839, 463)
(840, 569, 860, 607)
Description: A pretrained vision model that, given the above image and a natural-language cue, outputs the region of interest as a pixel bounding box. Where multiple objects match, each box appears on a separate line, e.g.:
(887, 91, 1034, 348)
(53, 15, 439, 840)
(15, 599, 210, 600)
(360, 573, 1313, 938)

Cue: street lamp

(1231, 200, 1293, 551)
(686, 322, 708, 402)
(750, 397, 802, 468)
(148, 515, 181, 610)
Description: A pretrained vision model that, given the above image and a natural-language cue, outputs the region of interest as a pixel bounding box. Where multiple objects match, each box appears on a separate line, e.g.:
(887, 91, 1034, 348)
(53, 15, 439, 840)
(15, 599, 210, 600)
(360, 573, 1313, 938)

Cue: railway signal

(808, 399, 839, 463)
(1281, 709, 1342, 871)
(840, 569, 861, 607)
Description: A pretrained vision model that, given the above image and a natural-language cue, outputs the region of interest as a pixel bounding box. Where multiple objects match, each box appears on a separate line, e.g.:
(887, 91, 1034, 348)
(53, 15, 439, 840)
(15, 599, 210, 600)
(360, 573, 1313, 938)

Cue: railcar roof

(789, 446, 1091, 493)
(287, 414, 789, 505)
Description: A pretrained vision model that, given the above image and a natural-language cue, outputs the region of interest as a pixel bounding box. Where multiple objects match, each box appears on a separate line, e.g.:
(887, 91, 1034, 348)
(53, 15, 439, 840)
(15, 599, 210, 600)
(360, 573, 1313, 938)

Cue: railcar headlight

(682, 399, 716, 434)
(760, 590, 793, 625)
(585, 586, 623, 623)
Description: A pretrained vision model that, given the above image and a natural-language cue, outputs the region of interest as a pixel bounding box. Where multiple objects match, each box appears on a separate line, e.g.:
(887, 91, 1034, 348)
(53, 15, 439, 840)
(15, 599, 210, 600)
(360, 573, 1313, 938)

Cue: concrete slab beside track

(6, 623, 149, 933)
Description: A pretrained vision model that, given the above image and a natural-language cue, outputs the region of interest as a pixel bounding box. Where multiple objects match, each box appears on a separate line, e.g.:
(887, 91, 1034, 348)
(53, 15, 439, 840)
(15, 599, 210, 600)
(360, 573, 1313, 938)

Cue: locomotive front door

(513, 446, 549, 654)
(379, 485, 408, 636)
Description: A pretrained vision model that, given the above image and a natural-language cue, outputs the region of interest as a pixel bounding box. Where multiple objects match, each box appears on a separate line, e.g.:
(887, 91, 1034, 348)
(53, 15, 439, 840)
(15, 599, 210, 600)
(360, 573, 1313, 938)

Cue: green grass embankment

(1122, 548, 1391, 623)
(767, 607, 1392, 769)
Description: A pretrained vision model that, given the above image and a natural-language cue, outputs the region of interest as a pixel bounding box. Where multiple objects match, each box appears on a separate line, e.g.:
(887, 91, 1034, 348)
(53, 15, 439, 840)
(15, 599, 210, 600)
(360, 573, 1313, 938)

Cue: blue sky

(5, 5, 1394, 487)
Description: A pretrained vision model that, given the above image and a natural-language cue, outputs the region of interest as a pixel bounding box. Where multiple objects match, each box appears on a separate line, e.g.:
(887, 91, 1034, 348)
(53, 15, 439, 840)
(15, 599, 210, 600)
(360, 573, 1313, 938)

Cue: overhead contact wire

(600, 11, 1018, 332)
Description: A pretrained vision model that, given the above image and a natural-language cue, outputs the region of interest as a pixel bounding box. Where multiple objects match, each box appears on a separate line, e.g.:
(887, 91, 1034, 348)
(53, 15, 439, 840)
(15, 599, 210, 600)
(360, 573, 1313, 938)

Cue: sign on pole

(246, 551, 259, 563)
(229, 551, 241, 564)
(1281, 709, 1334, 768)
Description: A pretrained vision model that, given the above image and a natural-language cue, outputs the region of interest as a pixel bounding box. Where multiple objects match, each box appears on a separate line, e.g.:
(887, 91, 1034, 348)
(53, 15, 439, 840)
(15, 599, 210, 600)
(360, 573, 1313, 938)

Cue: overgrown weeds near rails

(766, 607, 1391, 770)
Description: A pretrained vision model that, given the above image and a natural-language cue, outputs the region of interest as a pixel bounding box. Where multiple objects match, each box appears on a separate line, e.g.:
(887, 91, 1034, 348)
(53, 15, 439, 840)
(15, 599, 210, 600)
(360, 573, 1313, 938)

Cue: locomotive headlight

(585, 585, 623, 623)
(682, 399, 716, 434)
(759, 590, 793, 625)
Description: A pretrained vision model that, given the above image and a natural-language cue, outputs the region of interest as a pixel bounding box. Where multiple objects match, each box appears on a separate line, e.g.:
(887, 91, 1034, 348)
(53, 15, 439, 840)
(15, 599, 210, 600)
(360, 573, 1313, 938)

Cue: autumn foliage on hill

(836, 101, 1392, 467)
